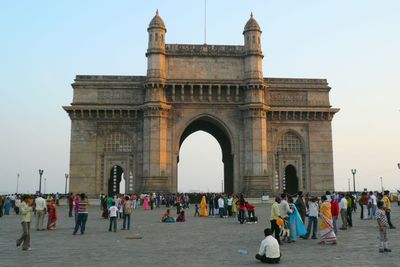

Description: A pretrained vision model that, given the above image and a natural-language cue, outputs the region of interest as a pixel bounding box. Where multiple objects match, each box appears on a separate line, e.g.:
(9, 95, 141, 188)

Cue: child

(176, 210, 186, 222)
(376, 200, 391, 253)
(194, 204, 200, 216)
(108, 201, 118, 232)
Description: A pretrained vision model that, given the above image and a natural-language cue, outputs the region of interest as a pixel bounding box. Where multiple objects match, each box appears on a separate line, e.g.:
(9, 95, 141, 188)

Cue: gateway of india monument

(64, 11, 339, 197)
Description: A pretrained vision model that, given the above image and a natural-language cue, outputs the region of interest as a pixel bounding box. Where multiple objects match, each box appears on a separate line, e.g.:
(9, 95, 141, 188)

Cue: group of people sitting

(161, 209, 186, 223)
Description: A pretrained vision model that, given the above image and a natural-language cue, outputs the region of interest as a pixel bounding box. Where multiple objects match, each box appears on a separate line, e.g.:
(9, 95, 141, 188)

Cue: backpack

(124, 203, 132, 215)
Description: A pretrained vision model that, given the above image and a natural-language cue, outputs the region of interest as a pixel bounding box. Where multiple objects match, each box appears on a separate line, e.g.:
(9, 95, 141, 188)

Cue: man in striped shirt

(376, 200, 391, 253)
(73, 193, 89, 235)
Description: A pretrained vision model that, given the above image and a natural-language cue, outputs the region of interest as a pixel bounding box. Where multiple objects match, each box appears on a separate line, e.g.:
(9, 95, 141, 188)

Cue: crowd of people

(1, 189, 396, 261)
(268, 190, 395, 256)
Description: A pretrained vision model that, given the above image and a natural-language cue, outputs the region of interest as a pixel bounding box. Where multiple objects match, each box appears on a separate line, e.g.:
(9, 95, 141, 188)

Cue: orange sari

(200, 196, 208, 217)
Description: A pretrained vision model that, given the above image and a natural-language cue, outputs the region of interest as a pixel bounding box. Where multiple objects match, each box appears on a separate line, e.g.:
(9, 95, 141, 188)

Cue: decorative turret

(146, 10, 167, 82)
(243, 13, 263, 82)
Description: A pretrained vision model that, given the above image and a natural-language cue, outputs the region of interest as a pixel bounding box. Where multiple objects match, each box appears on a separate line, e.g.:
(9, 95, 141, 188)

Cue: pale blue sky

(1, 0, 399, 194)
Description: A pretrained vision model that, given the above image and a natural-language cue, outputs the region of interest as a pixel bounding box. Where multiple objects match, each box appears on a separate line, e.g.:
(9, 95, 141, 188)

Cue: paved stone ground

(0, 202, 399, 266)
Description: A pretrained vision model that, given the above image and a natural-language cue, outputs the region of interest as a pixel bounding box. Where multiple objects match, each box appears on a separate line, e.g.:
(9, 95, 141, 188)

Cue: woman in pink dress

(143, 195, 150, 210)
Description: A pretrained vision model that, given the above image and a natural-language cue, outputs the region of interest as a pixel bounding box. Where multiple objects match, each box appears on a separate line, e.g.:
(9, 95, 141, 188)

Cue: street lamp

(38, 169, 44, 194)
(351, 169, 357, 194)
(16, 173, 20, 194)
(65, 173, 69, 197)
(398, 163, 400, 170)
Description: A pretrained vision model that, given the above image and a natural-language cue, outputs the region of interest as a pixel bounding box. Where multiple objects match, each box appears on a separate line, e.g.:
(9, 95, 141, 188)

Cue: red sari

(47, 203, 58, 230)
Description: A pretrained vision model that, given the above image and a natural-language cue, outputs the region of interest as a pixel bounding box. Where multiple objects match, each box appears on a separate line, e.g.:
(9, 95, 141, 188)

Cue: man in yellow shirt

(270, 197, 281, 244)
(383, 191, 395, 229)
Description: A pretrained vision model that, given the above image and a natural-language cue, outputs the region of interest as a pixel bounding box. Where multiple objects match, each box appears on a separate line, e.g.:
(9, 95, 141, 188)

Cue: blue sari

(4, 198, 11, 215)
(289, 203, 307, 240)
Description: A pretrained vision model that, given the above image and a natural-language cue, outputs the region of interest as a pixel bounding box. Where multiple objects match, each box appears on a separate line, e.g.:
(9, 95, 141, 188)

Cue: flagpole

(204, 0, 207, 44)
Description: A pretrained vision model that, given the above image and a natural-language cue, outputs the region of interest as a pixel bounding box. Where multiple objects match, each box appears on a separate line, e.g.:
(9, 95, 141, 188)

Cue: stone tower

(241, 14, 269, 196)
(142, 11, 171, 192)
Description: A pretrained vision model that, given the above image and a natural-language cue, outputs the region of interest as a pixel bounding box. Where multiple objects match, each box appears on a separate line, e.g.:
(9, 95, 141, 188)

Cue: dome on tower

(148, 10, 166, 31)
(243, 13, 261, 33)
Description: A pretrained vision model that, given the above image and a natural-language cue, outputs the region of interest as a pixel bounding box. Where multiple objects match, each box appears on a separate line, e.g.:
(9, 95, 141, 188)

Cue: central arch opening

(178, 131, 223, 192)
(108, 165, 125, 195)
(285, 164, 298, 195)
(178, 117, 234, 193)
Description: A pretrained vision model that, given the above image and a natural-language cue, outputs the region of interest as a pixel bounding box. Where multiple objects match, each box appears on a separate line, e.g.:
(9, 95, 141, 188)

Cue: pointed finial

(250, 12, 253, 18)
(156, 9, 159, 16)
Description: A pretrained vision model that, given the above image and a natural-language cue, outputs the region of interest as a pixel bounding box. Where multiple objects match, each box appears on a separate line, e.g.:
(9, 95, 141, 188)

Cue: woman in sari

(101, 195, 109, 219)
(4, 197, 11, 215)
(161, 209, 175, 223)
(143, 195, 150, 210)
(319, 195, 337, 244)
(47, 200, 58, 230)
(288, 197, 307, 242)
(200, 195, 208, 217)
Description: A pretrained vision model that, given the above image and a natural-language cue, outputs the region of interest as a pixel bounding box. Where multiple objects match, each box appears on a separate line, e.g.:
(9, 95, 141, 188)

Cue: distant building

(64, 11, 339, 196)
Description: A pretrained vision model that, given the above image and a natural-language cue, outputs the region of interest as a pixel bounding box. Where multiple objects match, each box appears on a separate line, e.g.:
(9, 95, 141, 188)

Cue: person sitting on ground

(176, 210, 186, 222)
(161, 209, 175, 223)
(255, 228, 281, 264)
(245, 202, 257, 223)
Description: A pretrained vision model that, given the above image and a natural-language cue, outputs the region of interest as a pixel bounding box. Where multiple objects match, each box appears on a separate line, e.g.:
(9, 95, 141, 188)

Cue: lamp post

(38, 169, 44, 194)
(351, 169, 357, 194)
(65, 173, 69, 197)
(16, 173, 20, 194)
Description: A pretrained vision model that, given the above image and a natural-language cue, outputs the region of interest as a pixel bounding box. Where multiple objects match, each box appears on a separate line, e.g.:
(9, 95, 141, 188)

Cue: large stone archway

(64, 12, 339, 197)
(177, 116, 234, 193)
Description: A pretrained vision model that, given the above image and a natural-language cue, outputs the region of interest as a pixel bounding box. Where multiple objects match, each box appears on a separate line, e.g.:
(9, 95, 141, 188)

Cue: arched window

(105, 132, 132, 152)
(277, 132, 303, 153)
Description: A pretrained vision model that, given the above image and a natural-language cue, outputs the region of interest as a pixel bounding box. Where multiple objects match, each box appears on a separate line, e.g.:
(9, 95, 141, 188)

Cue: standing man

(369, 191, 377, 220)
(339, 193, 348, 230)
(68, 193, 74, 217)
(346, 194, 353, 227)
(73, 193, 89, 235)
(376, 200, 391, 252)
(34, 194, 47, 231)
(208, 194, 214, 216)
(279, 193, 292, 241)
(383, 191, 395, 229)
(270, 197, 281, 244)
(295, 191, 307, 224)
(304, 196, 319, 239)
(218, 195, 225, 218)
(16, 196, 32, 251)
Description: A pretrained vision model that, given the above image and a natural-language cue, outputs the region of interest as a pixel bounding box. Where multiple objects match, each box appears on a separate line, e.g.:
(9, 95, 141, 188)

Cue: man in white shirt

(369, 191, 377, 219)
(279, 194, 292, 242)
(218, 195, 225, 218)
(339, 193, 348, 230)
(255, 228, 281, 264)
(34, 194, 47, 231)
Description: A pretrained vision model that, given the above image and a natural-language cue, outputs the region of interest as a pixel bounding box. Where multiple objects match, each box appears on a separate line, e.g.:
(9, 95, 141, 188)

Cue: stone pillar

(240, 85, 270, 196)
(142, 83, 171, 192)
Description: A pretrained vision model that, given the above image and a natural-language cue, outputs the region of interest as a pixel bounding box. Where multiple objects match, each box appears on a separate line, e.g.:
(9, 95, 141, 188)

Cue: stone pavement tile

(0, 203, 399, 266)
